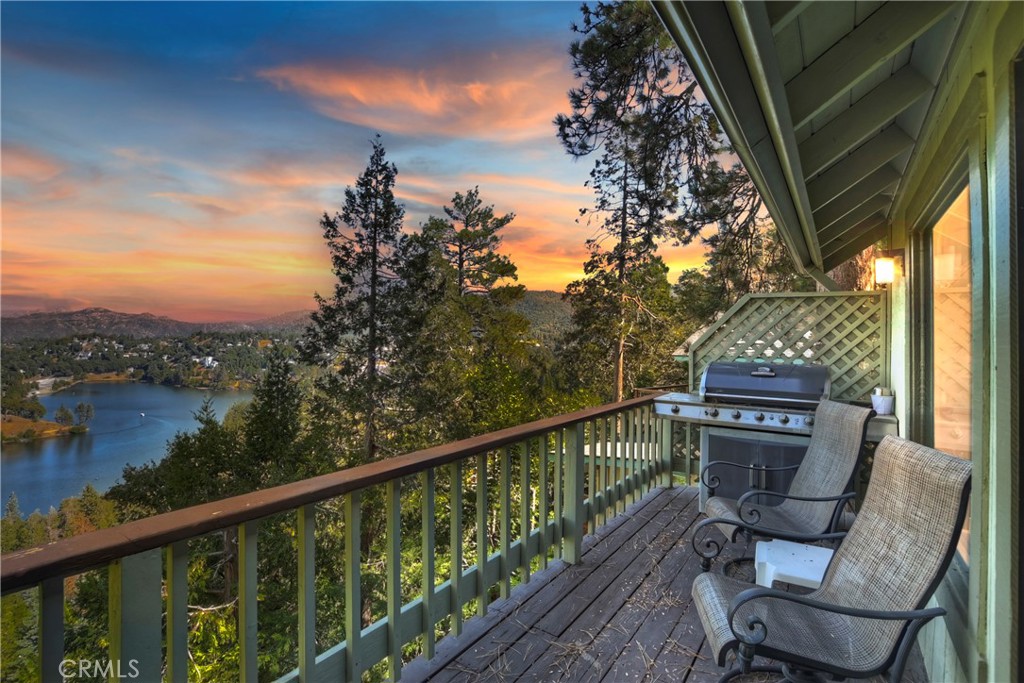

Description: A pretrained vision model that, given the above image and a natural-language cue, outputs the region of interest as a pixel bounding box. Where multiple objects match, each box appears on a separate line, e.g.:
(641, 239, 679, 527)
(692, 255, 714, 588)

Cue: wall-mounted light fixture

(874, 249, 904, 287)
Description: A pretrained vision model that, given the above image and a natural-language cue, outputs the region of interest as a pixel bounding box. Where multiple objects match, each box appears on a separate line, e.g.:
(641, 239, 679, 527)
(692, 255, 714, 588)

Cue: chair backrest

(779, 399, 874, 530)
(814, 436, 972, 667)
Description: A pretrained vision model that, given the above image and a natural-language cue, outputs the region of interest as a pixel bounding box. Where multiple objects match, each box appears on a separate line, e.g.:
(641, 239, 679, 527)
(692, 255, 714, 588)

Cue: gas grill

(653, 361, 898, 509)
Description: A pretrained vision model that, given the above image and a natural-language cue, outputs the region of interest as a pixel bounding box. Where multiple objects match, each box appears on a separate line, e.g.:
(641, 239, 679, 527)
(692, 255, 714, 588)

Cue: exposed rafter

(822, 218, 890, 271)
(806, 126, 913, 211)
(653, 0, 964, 273)
(798, 66, 932, 178)
(817, 195, 892, 246)
(819, 214, 884, 259)
(766, 1, 811, 36)
(812, 165, 901, 230)
(786, 1, 956, 129)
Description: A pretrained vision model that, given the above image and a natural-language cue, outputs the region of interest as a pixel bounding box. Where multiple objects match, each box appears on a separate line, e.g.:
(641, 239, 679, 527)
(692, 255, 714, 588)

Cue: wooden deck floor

(404, 486, 926, 683)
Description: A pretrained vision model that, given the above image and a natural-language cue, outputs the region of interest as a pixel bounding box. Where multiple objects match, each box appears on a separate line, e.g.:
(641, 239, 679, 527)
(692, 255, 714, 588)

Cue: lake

(1, 382, 252, 514)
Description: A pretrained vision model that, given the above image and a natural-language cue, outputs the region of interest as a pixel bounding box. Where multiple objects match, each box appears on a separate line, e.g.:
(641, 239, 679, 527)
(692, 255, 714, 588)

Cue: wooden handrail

(0, 395, 654, 594)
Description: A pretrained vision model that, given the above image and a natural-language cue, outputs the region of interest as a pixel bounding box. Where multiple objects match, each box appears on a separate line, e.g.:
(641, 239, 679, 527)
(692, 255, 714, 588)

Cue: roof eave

(654, 0, 836, 289)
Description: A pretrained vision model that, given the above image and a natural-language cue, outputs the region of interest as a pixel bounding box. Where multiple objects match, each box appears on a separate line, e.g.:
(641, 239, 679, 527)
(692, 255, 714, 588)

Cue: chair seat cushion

(691, 571, 894, 674)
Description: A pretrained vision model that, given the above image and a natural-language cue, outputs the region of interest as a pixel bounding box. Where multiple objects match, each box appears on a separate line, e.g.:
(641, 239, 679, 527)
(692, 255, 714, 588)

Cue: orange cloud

(2, 144, 65, 182)
(258, 49, 572, 141)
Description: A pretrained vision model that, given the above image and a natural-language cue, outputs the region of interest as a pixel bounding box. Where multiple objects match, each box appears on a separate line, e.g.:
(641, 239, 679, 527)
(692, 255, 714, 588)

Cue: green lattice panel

(689, 293, 888, 402)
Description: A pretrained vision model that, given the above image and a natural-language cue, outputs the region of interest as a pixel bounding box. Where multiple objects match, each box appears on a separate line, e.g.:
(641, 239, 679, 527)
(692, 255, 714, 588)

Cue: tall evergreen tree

(303, 136, 406, 461)
(421, 187, 517, 296)
(556, 1, 718, 401)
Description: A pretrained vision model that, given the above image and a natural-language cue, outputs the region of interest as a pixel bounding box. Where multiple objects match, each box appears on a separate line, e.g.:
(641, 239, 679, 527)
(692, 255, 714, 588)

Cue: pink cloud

(258, 48, 573, 141)
(2, 144, 65, 182)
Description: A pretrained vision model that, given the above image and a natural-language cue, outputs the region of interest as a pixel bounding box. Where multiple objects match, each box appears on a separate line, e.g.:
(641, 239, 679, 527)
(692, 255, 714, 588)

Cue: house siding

(888, 3, 1021, 682)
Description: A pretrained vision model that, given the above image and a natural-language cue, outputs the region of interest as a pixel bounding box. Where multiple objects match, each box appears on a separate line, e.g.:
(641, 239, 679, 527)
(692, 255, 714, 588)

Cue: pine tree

(303, 136, 406, 461)
(556, 1, 718, 401)
(422, 187, 517, 296)
(74, 402, 94, 426)
(53, 404, 73, 427)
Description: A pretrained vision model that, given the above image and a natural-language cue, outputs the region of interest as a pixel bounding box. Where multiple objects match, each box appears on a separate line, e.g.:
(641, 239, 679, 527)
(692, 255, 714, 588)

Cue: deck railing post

(344, 491, 362, 681)
(108, 549, 162, 682)
(519, 439, 532, 582)
(165, 541, 189, 683)
(386, 479, 402, 681)
(475, 453, 488, 617)
(538, 435, 549, 569)
(449, 461, 463, 636)
(298, 504, 316, 681)
(659, 417, 673, 488)
(563, 421, 586, 564)
(239, 522, 259, 683)
(38, 577, 64, 683)
(420, 468, 436, 660)
(499, 446, 512, 599)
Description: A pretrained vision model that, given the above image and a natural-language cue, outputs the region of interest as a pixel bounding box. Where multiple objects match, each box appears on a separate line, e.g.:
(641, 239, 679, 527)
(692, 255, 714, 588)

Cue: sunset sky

(1, 2, 707, 322)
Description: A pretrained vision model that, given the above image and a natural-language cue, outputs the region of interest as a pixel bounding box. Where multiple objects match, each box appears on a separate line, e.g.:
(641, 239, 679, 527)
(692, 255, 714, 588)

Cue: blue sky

(1, 2, 705, 321)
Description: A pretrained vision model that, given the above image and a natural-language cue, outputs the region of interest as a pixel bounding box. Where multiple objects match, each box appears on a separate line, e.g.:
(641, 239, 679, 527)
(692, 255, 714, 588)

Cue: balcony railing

(1, 395, 669, 682)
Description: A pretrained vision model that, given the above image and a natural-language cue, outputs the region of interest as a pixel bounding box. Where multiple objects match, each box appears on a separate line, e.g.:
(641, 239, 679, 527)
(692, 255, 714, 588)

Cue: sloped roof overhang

(653, 1, 964, 287)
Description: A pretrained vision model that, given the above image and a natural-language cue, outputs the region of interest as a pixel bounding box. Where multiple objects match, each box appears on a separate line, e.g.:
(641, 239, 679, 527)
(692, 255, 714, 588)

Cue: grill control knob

(706, 408, 719, 417)
(671, 405, 680, 414)
(779, 414, 790, 425)
(731, 410, 741, 419)
(755, 412, 765, 422)
(806, 416, 815, 426)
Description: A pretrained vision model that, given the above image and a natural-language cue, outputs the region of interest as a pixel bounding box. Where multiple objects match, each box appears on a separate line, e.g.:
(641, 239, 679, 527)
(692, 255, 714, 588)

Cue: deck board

(404, 486, 927, 683)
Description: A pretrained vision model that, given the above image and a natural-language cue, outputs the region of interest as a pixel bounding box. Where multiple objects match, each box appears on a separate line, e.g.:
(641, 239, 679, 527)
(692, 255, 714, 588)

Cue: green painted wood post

(587, 419, 597, 531)
(344, 491, 362, 681)
(298, 504, 316, 682)
(109, 549, 162, 683)
(622, 411, 630, 501)
(612, 414, 622, 515)
(648, 407, 656, 490)
(165, 541, 188, 683)
(449, 461, 463, 636)
(519, 439, 532, 582)
(660, 418, 673, 488)
(617, 411, 628, 508)
(239, 522, 258, 683)
(386, 479, 402, 681)
(640, 407, 649, 492)
(38, 577, 63, 683)
(604, 416, 615, 517)
(598, 420, 605, 520)
(420, 468, 436, 660)
(553, 430, 564, 551)
(499, 446, 511, 599)
(563, 421, 586, 564)
(538, 434, 549, 569)
(475, 453, 488, 617)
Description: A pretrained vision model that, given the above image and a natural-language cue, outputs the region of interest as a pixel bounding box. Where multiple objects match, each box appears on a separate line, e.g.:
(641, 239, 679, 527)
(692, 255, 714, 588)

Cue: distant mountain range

(1, 291, 572, 342)
(0, 307, 314, 341)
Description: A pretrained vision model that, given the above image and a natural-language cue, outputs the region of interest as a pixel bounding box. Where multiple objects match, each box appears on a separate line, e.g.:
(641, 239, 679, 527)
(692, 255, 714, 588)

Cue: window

(930, 185, 971, 559)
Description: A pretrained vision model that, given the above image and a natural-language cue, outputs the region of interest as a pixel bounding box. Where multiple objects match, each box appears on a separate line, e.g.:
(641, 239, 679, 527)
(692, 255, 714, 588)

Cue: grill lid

(699, 361, 830, 407)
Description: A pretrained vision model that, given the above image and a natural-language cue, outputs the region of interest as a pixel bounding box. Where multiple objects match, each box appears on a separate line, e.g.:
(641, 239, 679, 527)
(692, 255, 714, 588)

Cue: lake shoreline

(2, 382, 253, 513)
(0, 415, 87, 443)
(37, 374, 254, 396)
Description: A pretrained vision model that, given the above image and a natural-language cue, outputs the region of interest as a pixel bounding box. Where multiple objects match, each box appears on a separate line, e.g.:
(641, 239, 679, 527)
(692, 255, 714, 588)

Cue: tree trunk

(367, 206, 379, 461)
(614, 159, 629, 403)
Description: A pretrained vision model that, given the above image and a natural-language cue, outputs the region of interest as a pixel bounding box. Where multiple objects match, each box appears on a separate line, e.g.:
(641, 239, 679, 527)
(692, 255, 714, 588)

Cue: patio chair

(691, 435, 971, 682)
(693, 399, 874, 571)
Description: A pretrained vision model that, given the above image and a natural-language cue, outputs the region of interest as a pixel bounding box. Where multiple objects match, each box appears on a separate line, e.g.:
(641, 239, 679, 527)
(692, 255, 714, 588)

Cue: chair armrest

(700, 460, 758, 490)
(737, 490, 856, 526)
(695, 515, 848, 544)
(725, 586, 946, 647)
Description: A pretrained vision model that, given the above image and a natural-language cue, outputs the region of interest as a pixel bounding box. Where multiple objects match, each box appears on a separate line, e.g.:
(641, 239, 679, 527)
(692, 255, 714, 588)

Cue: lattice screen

(688, 292, 888, 402)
